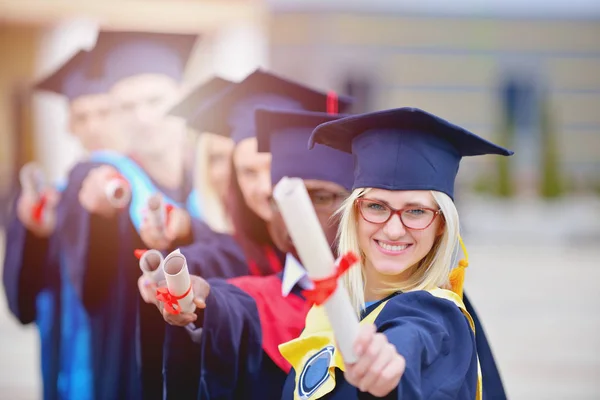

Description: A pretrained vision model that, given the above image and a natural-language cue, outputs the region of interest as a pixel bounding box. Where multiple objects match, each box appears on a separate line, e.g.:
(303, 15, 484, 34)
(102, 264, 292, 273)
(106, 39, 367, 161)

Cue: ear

(436, 218, 445, 237)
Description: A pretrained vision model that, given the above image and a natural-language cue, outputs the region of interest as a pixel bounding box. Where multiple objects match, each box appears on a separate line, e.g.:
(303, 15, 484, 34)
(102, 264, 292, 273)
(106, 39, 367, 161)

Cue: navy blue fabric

(162, 237, 249, 400)
(169, 76, 234, 120)
(255, 108, 355, 191)
(189, 69, 353, 144)
(88, 31, 197, 84)
(2, 204, 61, 400)
(34, 50, 111, 100)
(282, 291, 478, 399)
(61, 157, 245, 400)
(309, 107, 513, 200)
(463, 292, 507, 400)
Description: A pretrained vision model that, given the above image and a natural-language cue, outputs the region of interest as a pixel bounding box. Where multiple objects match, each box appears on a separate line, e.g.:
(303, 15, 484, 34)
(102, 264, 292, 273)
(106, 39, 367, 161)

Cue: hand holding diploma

(155, 274, 210, 326)
(147, 193, 167, 232)
(136, 248, 165, 304)
(136, 249, 165, 282)
(17, 163, 59, 237)
(139, 202, 191, 251)
(155, 249, 197, 315)
(273, 177, 360, 363)
(79, 165, 130, 218)
(104, 174, 131, 209)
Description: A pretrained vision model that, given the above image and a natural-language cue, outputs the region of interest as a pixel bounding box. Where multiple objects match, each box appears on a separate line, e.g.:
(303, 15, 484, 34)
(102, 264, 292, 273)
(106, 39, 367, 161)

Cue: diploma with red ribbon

(273, 176, 360, 364)
(19, 162, 48, 224)
(301, 252, 359, 307)
(156, 249, 195, 315)
(156, 285, 192, 315)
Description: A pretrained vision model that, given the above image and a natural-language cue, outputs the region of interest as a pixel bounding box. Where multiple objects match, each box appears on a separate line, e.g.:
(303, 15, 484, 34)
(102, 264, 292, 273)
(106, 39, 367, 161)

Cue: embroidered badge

(298, 345, 335, 399)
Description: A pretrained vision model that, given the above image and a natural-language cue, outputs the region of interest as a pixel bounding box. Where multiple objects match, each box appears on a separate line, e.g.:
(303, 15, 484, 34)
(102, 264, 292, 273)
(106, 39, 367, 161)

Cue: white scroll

(147, 193, 167, 233)
(162, 249, 196, 313)
(273, 177, 359, 363)
(138, 249, 165, 283)
(105, 177, 131, 209)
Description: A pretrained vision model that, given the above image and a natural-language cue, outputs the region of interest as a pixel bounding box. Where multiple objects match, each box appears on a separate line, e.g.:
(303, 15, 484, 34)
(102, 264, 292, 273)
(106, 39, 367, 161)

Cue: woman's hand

(344, 323, 406, 397)
(155, 275, 211, 327)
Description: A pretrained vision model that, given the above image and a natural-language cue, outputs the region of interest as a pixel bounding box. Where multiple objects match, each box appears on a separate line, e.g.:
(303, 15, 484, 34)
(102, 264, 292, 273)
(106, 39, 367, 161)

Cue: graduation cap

(88, 31, 198, 85)
(189, 69, 354, 144)
(256, 108, 355, 190)
(34, 50, 110, 100)
(309, 107, 514, 200)
(168, 76, 234, 120)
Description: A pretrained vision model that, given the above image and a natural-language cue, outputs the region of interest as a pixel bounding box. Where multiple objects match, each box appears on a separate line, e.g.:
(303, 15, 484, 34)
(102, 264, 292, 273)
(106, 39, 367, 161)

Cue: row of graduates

(3, 30, 510, 399)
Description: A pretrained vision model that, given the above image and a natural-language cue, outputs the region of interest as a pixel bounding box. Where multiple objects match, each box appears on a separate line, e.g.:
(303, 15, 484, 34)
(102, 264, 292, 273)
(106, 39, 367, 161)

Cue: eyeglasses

(270, 189, 349, 212)
(355, 198, 441, 230)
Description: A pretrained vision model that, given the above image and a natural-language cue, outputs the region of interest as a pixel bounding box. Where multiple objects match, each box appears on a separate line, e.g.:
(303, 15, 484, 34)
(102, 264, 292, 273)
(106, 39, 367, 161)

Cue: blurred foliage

(538, 99, 565, 198)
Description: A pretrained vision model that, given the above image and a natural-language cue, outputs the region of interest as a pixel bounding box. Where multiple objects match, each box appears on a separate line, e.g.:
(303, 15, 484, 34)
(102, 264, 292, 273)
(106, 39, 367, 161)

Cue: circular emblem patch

(298, 346, 335, 399)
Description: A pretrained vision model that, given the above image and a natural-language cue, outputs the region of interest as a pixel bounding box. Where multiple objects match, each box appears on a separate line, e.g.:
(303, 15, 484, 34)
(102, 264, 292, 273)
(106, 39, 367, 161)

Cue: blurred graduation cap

(168, 76, 234, 120)
(34, 50, 110, 100)
(189, 69, 354, 144)
(256, 108, 355, 190)
(309, 107, 514, 200)
(87, 31, 198, 85)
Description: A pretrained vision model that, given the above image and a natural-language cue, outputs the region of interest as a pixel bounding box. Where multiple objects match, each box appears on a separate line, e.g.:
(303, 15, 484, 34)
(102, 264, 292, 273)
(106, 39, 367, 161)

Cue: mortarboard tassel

(449, 235, 469, 298)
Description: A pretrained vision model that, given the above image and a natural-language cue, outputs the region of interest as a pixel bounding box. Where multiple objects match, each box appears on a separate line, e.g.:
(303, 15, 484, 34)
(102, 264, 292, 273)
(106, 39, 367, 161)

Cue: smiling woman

(339, 187, 458, 310)
(279, 107, 513, 399)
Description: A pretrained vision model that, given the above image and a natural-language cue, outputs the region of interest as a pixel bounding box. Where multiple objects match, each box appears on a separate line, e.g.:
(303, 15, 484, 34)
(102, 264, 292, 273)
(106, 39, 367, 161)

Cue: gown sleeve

(367, 292, 479, 400)
(2, 198, 50, 324)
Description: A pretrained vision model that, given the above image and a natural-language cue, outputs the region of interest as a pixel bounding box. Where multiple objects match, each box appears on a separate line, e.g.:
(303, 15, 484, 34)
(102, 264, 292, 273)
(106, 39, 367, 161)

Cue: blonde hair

(194, 132, 233, 234)
(337, 188, 460, 316)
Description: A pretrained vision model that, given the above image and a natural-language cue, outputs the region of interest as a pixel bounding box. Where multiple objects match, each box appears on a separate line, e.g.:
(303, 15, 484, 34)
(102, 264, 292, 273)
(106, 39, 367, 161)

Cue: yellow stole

(279, 288, 483, 400)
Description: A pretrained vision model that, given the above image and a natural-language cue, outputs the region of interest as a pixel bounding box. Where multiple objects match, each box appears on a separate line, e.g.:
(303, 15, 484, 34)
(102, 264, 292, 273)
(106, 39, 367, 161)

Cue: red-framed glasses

(355, 198, 442, 230)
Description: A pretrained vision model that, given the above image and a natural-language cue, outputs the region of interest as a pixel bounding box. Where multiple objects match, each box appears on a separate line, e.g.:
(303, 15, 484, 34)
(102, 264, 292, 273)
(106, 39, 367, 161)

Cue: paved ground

(0, 196, 599, 399)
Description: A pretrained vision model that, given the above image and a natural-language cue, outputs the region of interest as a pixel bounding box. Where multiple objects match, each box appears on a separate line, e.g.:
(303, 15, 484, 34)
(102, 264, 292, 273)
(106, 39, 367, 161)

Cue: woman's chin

(371, 261, 410, 277)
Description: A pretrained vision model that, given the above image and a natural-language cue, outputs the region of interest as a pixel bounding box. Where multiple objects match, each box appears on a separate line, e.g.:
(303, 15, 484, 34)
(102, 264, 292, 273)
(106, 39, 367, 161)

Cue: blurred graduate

(64, 31, 244, 400)
(156, 106, 357, 399)
(2, 48, 124, 400)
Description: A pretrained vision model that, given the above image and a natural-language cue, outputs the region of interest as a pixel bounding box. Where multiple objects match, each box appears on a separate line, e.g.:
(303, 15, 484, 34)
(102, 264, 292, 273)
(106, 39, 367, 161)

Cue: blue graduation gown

(164, 274, 307, 400)
(280, 291, 479, 399)
(162, 237, 250, 400)
(2, 200, 61, 400)
(65, 153, 246, 400)
(463, 292, 507, 400)
(3, 160, 101, 400)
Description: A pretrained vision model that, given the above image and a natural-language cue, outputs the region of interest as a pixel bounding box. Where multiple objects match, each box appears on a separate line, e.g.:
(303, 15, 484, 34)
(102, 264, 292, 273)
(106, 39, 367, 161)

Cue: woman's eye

(366, 202, 385, 211)
(406, 208, 426, 215)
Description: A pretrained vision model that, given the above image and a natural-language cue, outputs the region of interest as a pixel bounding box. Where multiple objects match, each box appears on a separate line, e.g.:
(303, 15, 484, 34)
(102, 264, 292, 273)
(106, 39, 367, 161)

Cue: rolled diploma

(139, 249, 165, 283)
(19, 162, 45, 201)
(147, 194, 166, 232)
(162, 249, 196, 313)
(273, 177, 359, 363)
(105, 177, 131, 208)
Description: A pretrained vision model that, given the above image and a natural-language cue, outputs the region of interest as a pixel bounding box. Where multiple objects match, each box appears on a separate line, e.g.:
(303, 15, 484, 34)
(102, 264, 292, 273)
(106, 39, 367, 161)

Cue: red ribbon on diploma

(327, 90, 339, 115)
(134, 249, 147, 260)
(31, 193, 48, 223)
(155, 285, 192, 315)
(302, 252, 359, 306)
(164, 203, 174, 227)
